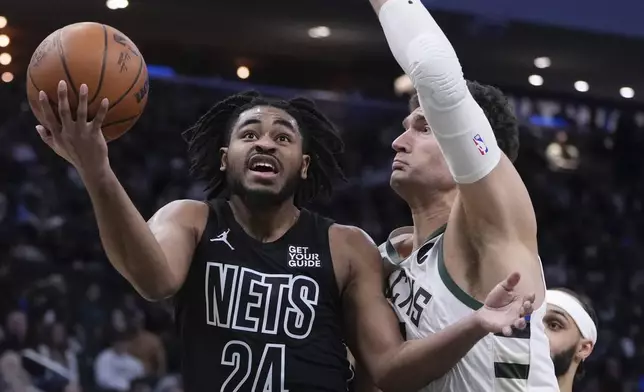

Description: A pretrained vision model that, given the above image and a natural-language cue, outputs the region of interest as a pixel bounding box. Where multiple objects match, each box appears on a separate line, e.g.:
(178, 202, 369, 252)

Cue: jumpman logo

(210, 229, 234, 250)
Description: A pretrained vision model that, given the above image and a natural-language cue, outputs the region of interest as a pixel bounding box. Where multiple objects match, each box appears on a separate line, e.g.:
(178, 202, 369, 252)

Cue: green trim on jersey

(437, 236, 484, 310)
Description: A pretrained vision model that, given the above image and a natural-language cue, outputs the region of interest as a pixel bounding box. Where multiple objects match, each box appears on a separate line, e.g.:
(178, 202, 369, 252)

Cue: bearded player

(36, 83, 534, 392)
(544, 289, 597, 392)
(356, 0, 561, 390)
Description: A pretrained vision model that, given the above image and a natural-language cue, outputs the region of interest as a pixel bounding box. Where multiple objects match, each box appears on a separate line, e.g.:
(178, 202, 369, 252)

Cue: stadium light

(0, 17, 7, 29)
(620, 87, 635, 99)
(0, 35, 9, 47)
(394, 74, 413, 96)
(574, 81, 589, 92)
(237, 66, 250, 80)
(534, 57, 551, 69)
(0, 53, 11, 65)
(1, 72, 13, 83)
(528, 74, 543, 86)
(308, 26, 331, 39)
(106, 0, 129, 10)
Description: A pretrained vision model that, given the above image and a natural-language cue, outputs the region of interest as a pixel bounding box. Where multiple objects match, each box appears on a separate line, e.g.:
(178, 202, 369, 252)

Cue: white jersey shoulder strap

(379, 224, 448, 268)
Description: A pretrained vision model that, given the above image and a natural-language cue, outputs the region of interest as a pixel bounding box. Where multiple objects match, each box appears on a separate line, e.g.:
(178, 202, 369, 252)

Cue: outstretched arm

(369, 0, 539, 294)
(36, 81, 202, 301)
(333, 226, 531, 392)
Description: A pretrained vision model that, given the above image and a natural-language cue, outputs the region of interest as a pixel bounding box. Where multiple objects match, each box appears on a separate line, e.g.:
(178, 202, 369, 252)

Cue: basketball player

(357, 0, 561, 390)
(35, 83, 534, 392)
(544, 289, 597, 392)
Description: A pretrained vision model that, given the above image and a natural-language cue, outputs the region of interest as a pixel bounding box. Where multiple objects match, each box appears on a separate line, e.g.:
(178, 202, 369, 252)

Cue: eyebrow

(548, 309, 571, 322)
(238, 118, 297, 133)
(402, 113, 425, 129)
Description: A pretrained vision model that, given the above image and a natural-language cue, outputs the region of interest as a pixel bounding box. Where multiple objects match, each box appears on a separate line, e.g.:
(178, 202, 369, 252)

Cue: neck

(557, 370, 575, 392)
(407, 189, 455, 249)
(228, 195, 300, 242)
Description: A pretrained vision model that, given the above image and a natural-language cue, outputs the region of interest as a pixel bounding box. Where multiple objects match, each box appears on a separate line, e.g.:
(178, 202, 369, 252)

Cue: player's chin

(389, 170, 410, 187)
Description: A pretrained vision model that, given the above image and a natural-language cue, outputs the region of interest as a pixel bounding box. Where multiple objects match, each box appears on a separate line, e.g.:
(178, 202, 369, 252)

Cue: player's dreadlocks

(182, 91, 346, 205)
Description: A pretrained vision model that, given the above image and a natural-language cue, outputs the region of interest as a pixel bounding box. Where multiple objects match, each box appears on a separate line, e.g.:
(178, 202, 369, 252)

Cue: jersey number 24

(221, 340, 287, 392)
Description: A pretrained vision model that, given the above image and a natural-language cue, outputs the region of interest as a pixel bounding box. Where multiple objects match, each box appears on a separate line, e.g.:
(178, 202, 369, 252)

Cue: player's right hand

(36, 80, 110, 178)
(476, 272, 536, 336)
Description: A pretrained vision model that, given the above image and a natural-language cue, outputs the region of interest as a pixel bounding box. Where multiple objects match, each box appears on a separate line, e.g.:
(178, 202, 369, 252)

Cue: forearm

(81, 167, 174, 300)
(376, 314, 486, 392)
(376, 0, 500, 184)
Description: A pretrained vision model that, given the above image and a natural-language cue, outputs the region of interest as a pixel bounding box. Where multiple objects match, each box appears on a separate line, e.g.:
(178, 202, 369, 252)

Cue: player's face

(390, 107, 455, 198)
(543, 305, 582, 377)
(221, 106, 310, 207)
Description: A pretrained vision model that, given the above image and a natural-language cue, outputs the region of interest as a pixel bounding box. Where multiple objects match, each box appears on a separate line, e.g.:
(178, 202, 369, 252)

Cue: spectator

(0, 351, 43, 392)
(37, 322, 80, 385)
(127, 312, 166, 379)
(0, 310, 29, 353)
(94, 333, 144, 392)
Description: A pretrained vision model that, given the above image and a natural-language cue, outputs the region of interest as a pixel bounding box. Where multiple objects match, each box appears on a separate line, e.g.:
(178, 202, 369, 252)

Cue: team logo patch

(473, 134, 489, 155)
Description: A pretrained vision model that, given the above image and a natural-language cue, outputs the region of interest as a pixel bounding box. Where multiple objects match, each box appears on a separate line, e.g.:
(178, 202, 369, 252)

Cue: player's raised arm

(370, 0, 538, 284)
(36, 81, 199, 301)
(333, 225, 533, 392)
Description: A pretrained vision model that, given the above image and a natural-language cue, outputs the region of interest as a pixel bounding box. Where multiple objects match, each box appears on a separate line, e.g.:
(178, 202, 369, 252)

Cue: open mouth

(248, 155, 279, 174)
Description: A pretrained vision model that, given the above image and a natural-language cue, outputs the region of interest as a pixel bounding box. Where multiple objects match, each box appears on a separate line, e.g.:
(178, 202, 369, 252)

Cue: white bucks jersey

(381, 226, 558, 392)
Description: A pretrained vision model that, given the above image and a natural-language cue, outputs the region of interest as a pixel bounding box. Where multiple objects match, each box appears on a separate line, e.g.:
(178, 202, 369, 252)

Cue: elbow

(137, 285, 179, 302)
(371, 359, 407, 392)
(131, 277, 182, 302)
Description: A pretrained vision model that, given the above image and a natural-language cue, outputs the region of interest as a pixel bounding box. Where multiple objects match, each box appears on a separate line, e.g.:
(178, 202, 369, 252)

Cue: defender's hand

(36, 80, 110, 178)
(476, 272, 535, 336)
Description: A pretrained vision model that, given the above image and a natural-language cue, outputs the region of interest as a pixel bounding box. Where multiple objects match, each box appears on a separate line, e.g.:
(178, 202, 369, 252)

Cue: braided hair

(182, 91, 346, 205)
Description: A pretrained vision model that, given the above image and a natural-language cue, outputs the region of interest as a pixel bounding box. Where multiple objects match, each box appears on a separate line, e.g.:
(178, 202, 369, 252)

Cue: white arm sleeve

(378, 0, 502, 183)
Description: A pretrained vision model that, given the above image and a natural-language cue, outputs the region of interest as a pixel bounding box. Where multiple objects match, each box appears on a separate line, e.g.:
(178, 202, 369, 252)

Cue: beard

(227, 169, 301, 210)
(552, 345, 576, 377)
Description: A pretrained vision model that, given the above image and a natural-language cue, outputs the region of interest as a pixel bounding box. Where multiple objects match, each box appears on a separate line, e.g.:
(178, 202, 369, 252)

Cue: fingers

(501, 272, 521, 291)
(520, 300, 534, 316)
(38, 91, 61, 134)
(77, 84, 89, 124)
(36, 125, 56, 150)
(513, 317, 527, 330)
(57, 80, 73, 129)
(525, 292, 536, 304)
(91, 98, 110, 130)
(501, 326, 513, 337)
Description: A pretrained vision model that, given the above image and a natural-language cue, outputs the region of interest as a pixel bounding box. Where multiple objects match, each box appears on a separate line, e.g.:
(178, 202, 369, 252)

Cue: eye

(547, 321, 563, 331)
(242, 131, 257, 140)
(277, 134, 291, 143)
(421, 125, 431, 134)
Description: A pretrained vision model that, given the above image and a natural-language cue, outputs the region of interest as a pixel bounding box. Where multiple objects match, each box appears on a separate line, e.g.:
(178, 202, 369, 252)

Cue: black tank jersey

(175, 199, 352, 392)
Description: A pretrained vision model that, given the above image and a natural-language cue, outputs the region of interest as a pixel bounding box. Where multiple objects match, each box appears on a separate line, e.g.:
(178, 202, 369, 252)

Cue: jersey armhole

(436, 235, 484, 310)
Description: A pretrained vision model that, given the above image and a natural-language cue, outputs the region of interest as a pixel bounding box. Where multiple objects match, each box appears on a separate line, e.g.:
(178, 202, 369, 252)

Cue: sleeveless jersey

(175, 199, 352, 392)
(381, 226, 559, 392)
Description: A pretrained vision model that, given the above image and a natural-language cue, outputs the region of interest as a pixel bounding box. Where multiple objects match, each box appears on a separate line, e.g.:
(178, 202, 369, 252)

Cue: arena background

(1, 0, 644, 391)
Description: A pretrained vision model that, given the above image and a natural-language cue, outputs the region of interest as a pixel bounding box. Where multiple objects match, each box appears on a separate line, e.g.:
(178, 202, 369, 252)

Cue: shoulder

(150, 199, 209, 221)
(149, 199, 209, 229)
(148, 200, 210, 242)
(329, 224, 377, 249)
(329, 224, 381, 270)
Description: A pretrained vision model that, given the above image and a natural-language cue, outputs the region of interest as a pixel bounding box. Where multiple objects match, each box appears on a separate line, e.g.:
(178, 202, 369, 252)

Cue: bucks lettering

(205, 262, 319, 339)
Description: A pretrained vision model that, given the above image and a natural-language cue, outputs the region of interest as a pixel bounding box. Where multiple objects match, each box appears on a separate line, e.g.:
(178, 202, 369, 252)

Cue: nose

(392, 129, 411, 153)
(253, 134, 277, 153)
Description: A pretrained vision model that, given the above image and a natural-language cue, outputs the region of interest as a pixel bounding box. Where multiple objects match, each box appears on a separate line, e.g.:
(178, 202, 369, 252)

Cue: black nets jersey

(175, 199, 353, 392)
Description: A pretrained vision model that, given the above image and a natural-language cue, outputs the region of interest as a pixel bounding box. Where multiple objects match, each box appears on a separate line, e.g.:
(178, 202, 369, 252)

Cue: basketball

(26, 22, 149, 142)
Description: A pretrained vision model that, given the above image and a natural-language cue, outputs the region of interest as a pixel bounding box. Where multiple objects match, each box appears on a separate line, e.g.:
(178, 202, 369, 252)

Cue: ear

(219, 147, 228, 172)
(576, 339, 594, 362)
(300, 154, 311, 180)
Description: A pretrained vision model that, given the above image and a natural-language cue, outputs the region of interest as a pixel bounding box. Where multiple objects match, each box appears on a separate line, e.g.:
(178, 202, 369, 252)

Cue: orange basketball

(26, 22, 149, 142)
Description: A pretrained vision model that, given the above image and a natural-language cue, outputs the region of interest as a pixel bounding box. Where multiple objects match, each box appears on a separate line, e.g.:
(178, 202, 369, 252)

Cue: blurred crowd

(1, 77, 644, 392)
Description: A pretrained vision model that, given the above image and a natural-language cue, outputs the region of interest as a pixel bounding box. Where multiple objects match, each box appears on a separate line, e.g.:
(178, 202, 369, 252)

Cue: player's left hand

(476, 272, 535, 336)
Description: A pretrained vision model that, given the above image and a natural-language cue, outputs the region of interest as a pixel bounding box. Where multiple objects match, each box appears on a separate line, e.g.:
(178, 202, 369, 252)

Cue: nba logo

(472, 134, 488, 155)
